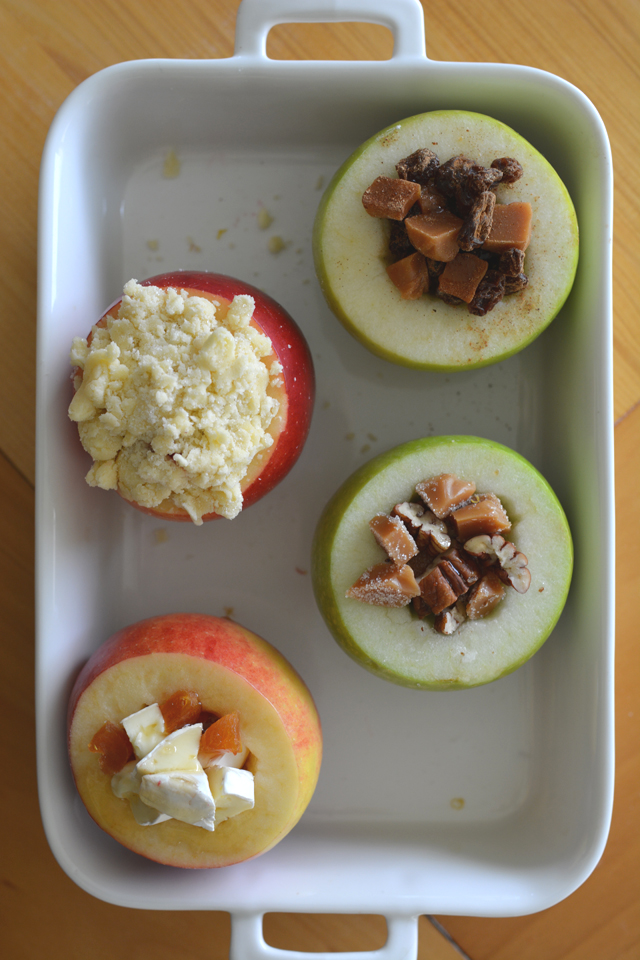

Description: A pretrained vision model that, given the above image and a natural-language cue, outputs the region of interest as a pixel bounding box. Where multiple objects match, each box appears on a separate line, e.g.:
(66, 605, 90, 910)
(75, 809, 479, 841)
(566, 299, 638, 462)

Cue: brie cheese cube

(136, 723, 203, 776)
(207, 766, 255, 824)
(203, 744, 249, 770)
(111, 760, 142, 799)
(139, 768, 216, 825)
(121, 703, 166, 759)
(129, 794, 172, 826)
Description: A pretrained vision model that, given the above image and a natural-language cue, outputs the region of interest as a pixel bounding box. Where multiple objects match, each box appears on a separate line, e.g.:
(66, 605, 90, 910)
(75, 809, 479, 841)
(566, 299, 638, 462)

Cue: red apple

(67, 613, 322, 869)
(73, 271, 315, 521)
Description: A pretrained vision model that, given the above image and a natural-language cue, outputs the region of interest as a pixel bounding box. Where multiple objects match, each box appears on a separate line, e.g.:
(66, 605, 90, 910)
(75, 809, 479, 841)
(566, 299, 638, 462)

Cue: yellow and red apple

(75, 270, 315, 521)
(67, 613, 322, 868)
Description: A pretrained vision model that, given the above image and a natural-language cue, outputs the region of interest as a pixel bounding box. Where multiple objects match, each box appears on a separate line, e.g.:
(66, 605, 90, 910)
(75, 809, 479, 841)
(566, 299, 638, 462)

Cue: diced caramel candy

(482, 202, 532, 253)
(346, 562, 419, 607)
(417, 185, 448, 215)
(438, 252, 488, 304)
(416, 474, 476, 519)
(449, 493, 511, 540)
(466, 573, 506, 619)
(362, 176, 421, 220)
(405, 210, 463, 262)
(369, 513, 418, 566)
(417, 564, 458, 615)
(386, 252, 429, 300)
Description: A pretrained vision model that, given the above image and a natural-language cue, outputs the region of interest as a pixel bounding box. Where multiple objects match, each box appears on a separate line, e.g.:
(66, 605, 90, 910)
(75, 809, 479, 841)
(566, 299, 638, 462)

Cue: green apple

(313, 111, 578, 370)
(311, 436, 573, 689)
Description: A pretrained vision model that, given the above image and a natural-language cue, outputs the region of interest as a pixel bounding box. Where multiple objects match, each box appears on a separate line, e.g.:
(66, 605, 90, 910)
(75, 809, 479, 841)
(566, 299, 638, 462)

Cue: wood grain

(1, 1, 637, 957)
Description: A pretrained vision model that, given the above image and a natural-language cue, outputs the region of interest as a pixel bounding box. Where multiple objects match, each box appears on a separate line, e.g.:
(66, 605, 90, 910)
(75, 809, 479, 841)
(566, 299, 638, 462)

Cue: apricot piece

(159, 689, 202, 734)
(88, 720, 134, 776)
(199, 711, 243, 764)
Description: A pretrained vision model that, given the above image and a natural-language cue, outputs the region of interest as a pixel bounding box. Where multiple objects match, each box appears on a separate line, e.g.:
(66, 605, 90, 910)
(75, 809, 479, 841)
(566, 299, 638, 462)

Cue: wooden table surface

(1, 1, 638, 957)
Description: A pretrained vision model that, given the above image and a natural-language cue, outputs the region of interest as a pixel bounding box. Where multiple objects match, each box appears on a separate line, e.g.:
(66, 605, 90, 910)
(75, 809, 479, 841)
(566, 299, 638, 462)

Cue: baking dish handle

(234, 0, 427, 61)
(229, 913, 418, 960)
(230, 912, 419, 960)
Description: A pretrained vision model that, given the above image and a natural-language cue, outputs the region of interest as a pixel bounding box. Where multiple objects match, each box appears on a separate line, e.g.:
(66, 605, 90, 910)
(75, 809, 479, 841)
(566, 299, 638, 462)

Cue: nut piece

(393, 501, 451, 553)
(346, 562, 419, 607)
(465, 573, 506, 619)
(464, 534, 531, 593)
(415, 474, 476, 519)
(434, 600, 467, 635)
(369, 513, 419, 566)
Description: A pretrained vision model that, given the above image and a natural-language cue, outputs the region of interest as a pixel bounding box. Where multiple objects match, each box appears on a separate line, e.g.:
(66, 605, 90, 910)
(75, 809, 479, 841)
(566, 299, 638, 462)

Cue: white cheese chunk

(207, 765, 255, 824)
(121, 703, 166, 759)
(136, 723, 202, 776)
(202, 744, 249, 770)
(111, 760, 142, 799)
(139, 768, 216, 825)
(129, 794, 172, 826)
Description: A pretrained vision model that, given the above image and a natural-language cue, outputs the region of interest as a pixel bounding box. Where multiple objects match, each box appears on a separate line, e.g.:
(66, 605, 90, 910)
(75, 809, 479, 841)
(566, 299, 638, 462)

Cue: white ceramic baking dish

(36, 1, 614, 957)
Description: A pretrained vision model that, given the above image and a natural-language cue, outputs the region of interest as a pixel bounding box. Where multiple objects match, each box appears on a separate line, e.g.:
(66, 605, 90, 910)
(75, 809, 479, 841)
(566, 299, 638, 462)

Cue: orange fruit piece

(199, 711, 242, 764)
(159, 689, 202, 734)
(89, 720, 133, 775)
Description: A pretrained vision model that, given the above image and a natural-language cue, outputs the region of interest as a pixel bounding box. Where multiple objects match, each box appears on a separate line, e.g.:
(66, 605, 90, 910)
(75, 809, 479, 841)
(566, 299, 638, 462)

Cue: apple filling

(68, 279, 284, 523)
(362, 151, 531, 315)
(89, 690, 254, 831)
(346, 473, 531, 634)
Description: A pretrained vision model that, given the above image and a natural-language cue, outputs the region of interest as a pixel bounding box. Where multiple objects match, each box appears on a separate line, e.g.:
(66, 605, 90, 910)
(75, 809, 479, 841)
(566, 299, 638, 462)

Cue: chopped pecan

(346, 562, 419, 607)
(369, 513, 419, 566)
(392, 501, 451, 553)
(457, 190, 496, 252)
(415, 473, 476, 519)
(395, 148, 440, 185)
(362, 176, 421, 220)
(434, 600, 467, 635)
(440, 546, 480, 587)
(463, 534, 531, 593)
(468, 269, 505, 316)
(490, 157, 523, 184)
(465, 572, 506, 619)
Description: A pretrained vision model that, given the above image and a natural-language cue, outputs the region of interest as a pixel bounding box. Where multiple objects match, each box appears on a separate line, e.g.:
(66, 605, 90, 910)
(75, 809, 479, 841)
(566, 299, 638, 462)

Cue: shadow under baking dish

(37, 53, 613, 918)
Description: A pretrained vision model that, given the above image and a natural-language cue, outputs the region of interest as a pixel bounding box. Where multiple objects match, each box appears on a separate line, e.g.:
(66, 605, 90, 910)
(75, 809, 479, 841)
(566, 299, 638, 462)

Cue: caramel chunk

(449, 493, 511, 540)
(405, 210, 463, 262)
(466, 572, 506, 619)
(346, 562, 419, 607)
(417, 564, 459, 615)
(386, 252, 430, 300)
(369, 513, 419, 566)
(483, 202, 532, 252)
(417, 185, 448, 215)
(438, 253, 488, 304)
(415, 473, 476, 519)
(362, 176, 421, 220)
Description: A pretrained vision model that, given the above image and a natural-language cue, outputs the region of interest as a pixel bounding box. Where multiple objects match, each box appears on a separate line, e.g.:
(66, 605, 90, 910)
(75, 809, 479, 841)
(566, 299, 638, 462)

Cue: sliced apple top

(313, 111, 578, 370)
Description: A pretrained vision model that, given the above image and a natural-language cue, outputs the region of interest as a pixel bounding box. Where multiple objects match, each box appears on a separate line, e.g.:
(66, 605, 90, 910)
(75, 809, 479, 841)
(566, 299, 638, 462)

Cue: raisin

(457, 190, 496, 251)
(468, 270, 506, 316)
(491, 157, 523, 183)
(396, 148, 440, 185)
(503, 273, 529, 295)
(436, 156, 503, 211)
(388, 220, 415, 259)
(438, 289, 465, 306)
(498, 247, 525, 276)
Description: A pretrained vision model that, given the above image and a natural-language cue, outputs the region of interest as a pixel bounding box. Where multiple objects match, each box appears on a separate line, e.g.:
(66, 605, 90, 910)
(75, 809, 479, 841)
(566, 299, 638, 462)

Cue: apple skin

(313, 110, 579, 371)
(88, 271, 315, 521)
(68, 613, 322, 868)
(311, 436, 573, 690)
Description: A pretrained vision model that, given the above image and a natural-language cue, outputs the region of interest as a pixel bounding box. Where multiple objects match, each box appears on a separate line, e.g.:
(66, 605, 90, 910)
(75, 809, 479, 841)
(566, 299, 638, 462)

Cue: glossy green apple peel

(313, 111, 579, 370)
(312, 437, 573, 689)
